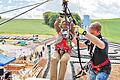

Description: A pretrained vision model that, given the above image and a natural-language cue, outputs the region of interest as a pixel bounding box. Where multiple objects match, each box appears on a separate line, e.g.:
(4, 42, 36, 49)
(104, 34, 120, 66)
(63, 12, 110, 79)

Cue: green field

(0, 18, 120, 43)
(92, 18, 120, 43)
(0, 19, 56, 35)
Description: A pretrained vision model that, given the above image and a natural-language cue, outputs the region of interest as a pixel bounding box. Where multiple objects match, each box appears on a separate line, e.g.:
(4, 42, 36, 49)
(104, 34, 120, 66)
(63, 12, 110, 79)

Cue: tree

(49, 14, 59, 28)
(43, 11, 81, 28)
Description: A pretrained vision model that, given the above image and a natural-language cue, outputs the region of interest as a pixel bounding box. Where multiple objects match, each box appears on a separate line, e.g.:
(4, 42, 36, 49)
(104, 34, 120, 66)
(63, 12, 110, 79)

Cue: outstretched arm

(72, 37, 88, 49)
(85, 32, 105, 49)
(54, 18, 61, 34)
(77, 27, 105, 49)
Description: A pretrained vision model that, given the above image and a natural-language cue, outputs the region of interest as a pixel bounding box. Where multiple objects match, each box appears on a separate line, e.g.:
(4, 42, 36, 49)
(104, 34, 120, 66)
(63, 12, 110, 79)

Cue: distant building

(82, 15, 91, 31)
(81, 15, 91, 39)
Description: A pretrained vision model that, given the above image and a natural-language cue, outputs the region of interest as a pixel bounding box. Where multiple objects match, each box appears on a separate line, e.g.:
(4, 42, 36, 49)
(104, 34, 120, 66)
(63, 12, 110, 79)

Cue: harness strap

(55, 39, 72, 53)
(92, 58, 110, 71)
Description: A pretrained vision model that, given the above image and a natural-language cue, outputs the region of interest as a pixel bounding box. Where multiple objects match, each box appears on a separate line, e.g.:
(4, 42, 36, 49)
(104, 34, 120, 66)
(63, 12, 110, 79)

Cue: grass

(0, 18, 120, 43)
(0, 19, 56, 35)
(92, 18, 120, 43)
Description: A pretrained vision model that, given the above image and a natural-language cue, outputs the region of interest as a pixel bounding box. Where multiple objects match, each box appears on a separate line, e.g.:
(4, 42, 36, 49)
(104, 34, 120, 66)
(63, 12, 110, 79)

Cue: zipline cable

(0, 0, 52, 26)
(0, 3, 42, 14)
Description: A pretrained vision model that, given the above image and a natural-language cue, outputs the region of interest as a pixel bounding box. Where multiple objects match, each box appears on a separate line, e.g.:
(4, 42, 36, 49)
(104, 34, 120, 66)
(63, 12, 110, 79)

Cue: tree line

(43, 11, 81, 28)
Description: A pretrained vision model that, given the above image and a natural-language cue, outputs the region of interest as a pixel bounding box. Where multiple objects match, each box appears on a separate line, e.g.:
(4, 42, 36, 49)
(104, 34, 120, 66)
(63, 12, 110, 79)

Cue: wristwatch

(82, 31, 87, 35)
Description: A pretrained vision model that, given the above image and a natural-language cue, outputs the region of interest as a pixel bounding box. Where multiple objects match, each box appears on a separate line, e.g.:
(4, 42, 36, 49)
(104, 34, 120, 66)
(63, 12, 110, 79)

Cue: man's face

(89, 27, 100, 36)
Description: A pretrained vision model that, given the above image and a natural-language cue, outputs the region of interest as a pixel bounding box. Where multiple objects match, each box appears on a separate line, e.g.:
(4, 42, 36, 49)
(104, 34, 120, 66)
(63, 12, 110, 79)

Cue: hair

(90, 22, 102, 32)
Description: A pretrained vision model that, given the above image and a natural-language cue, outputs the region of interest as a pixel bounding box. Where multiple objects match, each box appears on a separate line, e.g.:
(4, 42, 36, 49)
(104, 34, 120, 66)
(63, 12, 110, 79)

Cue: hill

(0, 19, 56, 35)
(0, 18, 120, 43)
(93, 18, 120, 43)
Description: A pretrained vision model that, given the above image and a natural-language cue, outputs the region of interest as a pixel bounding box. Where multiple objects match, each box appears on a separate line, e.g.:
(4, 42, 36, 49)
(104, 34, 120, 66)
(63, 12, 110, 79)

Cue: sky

(0, 0, 120, 19)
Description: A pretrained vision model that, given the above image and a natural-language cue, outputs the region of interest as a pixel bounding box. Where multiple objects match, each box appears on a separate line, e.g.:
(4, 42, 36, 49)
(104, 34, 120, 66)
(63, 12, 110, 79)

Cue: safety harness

(55, 0, 75, 55)
(75, 35, 110, 78)
(89, 35, 110, 72)
(55, 38, 72, 53)
(91, 57, 110, 71)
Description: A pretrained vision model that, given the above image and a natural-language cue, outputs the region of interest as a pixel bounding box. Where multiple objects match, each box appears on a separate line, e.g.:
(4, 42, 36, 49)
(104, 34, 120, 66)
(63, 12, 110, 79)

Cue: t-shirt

(85, 35, 111, 74)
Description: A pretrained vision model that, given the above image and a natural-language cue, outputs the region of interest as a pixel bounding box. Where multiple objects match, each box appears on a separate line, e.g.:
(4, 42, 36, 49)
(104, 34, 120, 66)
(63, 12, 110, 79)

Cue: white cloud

(0, 0, 120, 19)
(70, 0, 120, 19)
(0, 0, 46, 19)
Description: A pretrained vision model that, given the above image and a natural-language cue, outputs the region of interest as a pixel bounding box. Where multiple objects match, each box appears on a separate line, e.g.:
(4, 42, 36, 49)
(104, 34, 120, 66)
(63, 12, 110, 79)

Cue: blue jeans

(88, 70, 109, 80)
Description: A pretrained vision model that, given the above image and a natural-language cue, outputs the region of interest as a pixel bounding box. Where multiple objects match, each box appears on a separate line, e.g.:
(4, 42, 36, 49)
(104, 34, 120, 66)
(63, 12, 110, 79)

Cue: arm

(54, 18, 61, 34)
(70, 21, 75, 35)
(85, 32, 105, 49)
(77, 27, 105, 49)
(72, 37, 88, 48)
(79, 42, 88, 48)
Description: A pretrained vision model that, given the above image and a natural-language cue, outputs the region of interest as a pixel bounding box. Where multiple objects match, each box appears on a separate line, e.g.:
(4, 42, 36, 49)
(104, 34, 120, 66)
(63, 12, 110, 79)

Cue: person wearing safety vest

(50, 16, 75, 80)
(73, 22, 111, 80)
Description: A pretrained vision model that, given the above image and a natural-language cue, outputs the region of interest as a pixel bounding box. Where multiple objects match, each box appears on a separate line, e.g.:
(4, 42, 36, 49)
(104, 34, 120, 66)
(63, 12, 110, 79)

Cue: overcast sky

(0, 0, 120, 19)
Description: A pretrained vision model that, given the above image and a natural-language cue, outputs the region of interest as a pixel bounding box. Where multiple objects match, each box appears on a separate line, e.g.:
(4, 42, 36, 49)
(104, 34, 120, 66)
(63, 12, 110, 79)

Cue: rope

(0, 0, 51, 26)
(0, 3, 42, 14)
(76, 34, 84, 70)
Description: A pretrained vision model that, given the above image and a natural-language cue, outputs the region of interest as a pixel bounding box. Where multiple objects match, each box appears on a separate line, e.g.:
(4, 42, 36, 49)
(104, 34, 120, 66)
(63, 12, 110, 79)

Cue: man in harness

(74, 22, 111, 80)
(50, 16, 75, 80)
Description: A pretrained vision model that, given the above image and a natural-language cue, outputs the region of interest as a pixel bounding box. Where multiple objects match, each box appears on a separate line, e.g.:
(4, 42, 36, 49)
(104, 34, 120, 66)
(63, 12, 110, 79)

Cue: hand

(74, 25, 86, 35)
(78, 27, 85, 35)
(57, 17, 63, 22)
(69, 17, 73, 22)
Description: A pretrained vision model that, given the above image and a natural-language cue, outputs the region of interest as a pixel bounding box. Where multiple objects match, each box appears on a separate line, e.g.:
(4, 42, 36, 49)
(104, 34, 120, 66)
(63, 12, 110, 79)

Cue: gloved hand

(55, 17, 64, 27)
(69, 17, 73, 22)
(57, 17, 63, 23)
(74, 25, 87, 35)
